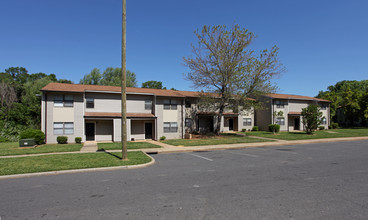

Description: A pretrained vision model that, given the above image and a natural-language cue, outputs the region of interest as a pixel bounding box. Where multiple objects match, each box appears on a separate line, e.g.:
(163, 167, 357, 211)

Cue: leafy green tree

(142, 80, 166, 89)
(301, 104, 323, 134)
(100, 67, 137, 87)
(183, 24, 284, 134)
(80, 67, 137, 87)
(79, 68, 101, 85)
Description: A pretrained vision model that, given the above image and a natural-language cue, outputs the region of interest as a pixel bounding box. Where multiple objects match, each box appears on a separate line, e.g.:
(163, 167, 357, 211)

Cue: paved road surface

(1, 140, 368, 219)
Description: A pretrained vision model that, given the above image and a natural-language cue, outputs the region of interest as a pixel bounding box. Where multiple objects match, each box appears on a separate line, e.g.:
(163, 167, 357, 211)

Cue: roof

(41, 83, 254, 99)
(265, 93, 330, 102)
(84, 112, 156, 118)
(41, 83, 187, 97)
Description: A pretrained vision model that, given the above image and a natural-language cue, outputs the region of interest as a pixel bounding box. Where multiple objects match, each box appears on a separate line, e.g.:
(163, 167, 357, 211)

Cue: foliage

(0, 137, 9, 142)
(75, 137, 82, 144)
(252, 126, 259, 131)
(0, 67, 68, 140)
(183, 24, 284, 134)
(19, 129, 45, 145)
(268, 124, 280, 133)
(317, 80, 368, 126)
(57, 136, 68, 144)
(241, 128, 247, 132)
(80, 67, 138, 87)
(301, 104, 323, 134)
(142, 80, 166, 89)
(319, 126, 325, 130)
(331, 122, 339, 129)
(160, 136, 166, 141)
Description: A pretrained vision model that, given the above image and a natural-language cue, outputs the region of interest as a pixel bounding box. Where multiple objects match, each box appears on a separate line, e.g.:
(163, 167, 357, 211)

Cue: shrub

(0, 137, 9, 142)
(57, 136, 68, 144)
(241, 128, 247, 132)
(19, 129, 45, 145)
(75, 137, 82, 144)
(268, 124, 280, 133)
(252, 126, 259, 131)
(319, 126, 325, 130)
(192, 130, 199, 135)
(331, 122, 338, 129)
(160, 136, 166, 141)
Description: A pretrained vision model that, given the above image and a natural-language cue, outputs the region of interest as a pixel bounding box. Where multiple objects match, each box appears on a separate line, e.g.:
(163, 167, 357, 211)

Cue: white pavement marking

(226, 151, 259, 158)
(185, 152, 213, 161)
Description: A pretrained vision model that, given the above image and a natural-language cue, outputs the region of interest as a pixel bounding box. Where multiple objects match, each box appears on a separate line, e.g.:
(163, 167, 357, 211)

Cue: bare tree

(184, 24, 284, 134)
(0, 82, 17, 117)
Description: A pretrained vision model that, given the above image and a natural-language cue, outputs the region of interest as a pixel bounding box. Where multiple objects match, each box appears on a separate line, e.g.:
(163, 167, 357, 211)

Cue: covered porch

(288, 112, 302, 131)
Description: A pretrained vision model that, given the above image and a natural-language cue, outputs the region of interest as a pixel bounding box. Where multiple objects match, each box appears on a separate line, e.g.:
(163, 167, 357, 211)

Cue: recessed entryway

(86, 122, 95, 141)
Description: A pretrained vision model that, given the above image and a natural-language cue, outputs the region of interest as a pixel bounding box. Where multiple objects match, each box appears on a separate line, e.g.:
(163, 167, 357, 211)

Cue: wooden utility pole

(121, 0, 128, 160)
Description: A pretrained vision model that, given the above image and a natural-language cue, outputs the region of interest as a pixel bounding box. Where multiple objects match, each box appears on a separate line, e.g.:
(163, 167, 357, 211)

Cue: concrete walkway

(80, 141, 98, 152)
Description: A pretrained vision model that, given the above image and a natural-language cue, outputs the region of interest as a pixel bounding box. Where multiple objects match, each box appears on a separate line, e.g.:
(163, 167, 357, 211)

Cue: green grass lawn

(246, 128, 368, 140)
(0, 151, 151, 176)
(162, 134, 272, 146)
(98, 142, 161, 150)
(0, 142, 83, 156)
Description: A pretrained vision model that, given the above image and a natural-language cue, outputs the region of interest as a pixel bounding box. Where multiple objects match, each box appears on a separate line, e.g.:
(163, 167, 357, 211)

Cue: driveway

(1, 140, 368, 219)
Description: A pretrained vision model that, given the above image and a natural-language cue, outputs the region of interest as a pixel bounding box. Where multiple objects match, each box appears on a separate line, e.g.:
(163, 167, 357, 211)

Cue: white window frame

(163, 99, 177, 110)
(54, 95, 74, 107)
(86, 97, 94, 108)
(321, 117, 327, 125)
(145, 100, 152, 110)
(275, 100, 285, 109)
(276, 117, 285, 125)
(185, 118, 192, 127)
(54, 122, 74, 135)
(164, 122, 178, 133)
(243, 118, 252, 126)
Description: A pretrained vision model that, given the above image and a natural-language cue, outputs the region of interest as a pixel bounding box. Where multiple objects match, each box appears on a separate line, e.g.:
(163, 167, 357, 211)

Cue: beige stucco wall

(45, 92, 84, 144)
(156, 97, 184, 139)
(96, 120, 113, 141)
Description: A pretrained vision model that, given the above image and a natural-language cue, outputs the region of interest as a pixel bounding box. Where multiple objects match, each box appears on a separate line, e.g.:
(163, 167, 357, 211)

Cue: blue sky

(0, 0, 367, 97)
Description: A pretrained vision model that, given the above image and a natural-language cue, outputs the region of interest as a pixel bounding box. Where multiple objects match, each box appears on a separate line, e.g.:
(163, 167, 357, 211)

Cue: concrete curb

(0, 152, 155, 180)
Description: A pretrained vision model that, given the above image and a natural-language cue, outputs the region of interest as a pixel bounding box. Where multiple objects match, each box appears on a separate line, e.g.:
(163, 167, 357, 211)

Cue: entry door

(229, 119, 234, 131)
(145, 123, 153, 139)
(294, 118, 300, 130)
(86, 123, 95, 141)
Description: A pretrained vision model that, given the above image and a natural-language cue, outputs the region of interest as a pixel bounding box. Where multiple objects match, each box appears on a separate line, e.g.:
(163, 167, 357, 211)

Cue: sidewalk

(1, 136, 368, 159)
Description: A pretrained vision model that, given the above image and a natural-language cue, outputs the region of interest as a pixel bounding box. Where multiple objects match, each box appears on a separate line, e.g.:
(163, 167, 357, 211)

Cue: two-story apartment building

(255, 94, 331, 131)
(41, 83, 255, 143)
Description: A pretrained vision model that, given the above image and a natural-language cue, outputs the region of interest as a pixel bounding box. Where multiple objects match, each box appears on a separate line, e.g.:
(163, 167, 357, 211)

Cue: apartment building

(41, 83, 254, 143)
(255, 94, 330, 131)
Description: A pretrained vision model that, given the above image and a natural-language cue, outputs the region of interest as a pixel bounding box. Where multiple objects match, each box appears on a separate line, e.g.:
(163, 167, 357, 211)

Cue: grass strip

(0, 151, 151, 176)
(162, 136, 272, 146)
(98, 142, 161, 150)
(246, 128, 368, 140)
(0, 142, 83, 156)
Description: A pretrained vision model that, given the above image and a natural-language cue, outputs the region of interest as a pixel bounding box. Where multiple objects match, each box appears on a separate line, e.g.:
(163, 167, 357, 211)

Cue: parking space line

(185, 152, 213, 161)
(225, 151, 259, 158)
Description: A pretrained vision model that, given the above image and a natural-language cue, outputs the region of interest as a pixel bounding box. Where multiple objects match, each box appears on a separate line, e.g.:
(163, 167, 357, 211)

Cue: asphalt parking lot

(1, 140, 368, 219)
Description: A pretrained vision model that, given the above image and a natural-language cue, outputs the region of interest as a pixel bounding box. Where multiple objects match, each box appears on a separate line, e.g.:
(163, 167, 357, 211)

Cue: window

(243, 118, 252, 126)
(145, 100, 152, 110)
(275, 100, 285, 108)
(185, 101, 191, 108)
(276, 117, 285, 125)
(164, 99, 177, 110)
(54, 95, 63, 107)
(54, 122, 74, 135)
(321, 117, 327, 125)
(86, 98, 94, 108)
(54, 95, 73, 107)
(185, 118, 192, 127)
(320, 103, 327, 110)
(164, 122, 178, 133)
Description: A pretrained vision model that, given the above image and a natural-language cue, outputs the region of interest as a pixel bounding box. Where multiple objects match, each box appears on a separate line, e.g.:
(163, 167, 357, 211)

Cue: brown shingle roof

(265, 93, 330, 102)
(84, 112, 155, 118)
(288, 112, 302, 115)
(41, 83, 186, 97)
